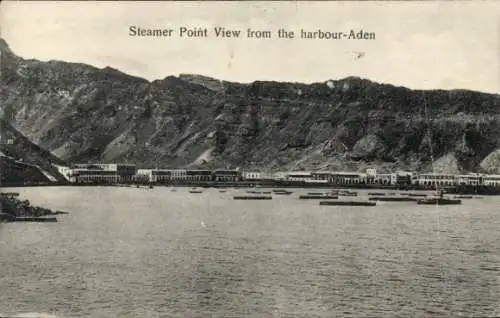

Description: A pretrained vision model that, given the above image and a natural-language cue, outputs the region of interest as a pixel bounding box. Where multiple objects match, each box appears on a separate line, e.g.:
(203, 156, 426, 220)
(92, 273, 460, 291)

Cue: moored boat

(406, 193, 428, 197)
(273, 190, 293, 195)
(417, 191, 461, 205)
(299, 195, 338, 200)
(339, 191, 358, 196)
(369, 196, 417, 202)
(273, 189, 287, 193)
(247, 190, 271, 194)
(233, 196, 272, 200)
(417, 198, 462, 205)
(319, 200, 376, 206)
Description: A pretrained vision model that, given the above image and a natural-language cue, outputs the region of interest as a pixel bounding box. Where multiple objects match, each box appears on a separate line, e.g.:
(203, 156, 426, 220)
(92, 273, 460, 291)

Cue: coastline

(2, 180, 499, 195)
(0, 193, 67, 223)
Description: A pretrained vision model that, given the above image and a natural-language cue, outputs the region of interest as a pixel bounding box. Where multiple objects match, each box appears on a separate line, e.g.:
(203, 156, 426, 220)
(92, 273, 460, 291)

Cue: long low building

(134, 169, 240, 183)
(483, 175, 500, 186)
(57, 164, 500, 188)
(66, 164, 137, 184)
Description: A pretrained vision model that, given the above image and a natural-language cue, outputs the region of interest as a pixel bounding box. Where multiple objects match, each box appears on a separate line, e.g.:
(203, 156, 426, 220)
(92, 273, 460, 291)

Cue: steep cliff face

(0, 119, 66, 183)
(1, 38, 500, 173)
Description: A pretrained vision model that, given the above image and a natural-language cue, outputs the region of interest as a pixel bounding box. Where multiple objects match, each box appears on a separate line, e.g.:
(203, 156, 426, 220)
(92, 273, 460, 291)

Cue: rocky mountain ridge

(1, 38, 500, 174)
(0, 118, 66, 184)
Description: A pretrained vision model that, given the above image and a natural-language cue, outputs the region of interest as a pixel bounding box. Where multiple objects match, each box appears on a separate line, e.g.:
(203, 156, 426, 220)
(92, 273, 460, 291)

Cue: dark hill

(0, 119, 66, 185)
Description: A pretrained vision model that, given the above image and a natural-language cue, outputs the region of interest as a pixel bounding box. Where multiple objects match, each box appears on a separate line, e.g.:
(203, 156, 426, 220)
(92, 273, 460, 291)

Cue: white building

(483, 175, 500, 186)
(455, 174, 482, 186)
(285, 171, 313, 182)
(243, 171, 262, 180)
(170, 169, 187, 181)
(417, 173, 455, 187)
(366, 168, 377, 177)
(329, 172, 364, 185)
(56, 165, 73, 182)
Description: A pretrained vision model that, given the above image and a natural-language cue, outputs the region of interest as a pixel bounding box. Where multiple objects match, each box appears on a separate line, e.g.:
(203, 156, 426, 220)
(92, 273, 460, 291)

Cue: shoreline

(2, 181, 499, 195)
(0, 193, 68, 223)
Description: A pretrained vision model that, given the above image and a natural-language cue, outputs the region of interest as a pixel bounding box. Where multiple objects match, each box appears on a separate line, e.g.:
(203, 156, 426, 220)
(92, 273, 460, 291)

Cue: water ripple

(1, 187, 499, 317)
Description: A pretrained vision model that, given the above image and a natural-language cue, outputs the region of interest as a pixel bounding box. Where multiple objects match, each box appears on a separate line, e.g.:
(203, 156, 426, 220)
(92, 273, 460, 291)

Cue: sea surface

(0, 186, 499, 318)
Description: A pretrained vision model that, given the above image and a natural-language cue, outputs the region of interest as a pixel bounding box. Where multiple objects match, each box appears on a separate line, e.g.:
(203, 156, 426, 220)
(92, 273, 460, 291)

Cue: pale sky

(1, 1, 499, 93)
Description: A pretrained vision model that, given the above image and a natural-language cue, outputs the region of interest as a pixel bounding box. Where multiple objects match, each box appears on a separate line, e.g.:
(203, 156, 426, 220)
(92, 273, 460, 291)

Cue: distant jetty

(0, 192, 67, 222)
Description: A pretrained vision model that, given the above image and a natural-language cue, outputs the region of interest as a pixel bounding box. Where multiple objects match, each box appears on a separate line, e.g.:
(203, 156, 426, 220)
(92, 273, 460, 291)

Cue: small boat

(406, 193, 428, 197)
(454, 195, 473, 199)
(339, 191, 358, 196)
(189, 188, 203, 194)
(219, 190, 227, 193)
(368, 192, 386, 196)
(319, 201, 376, 206)
(369, 196, 418, 202)
(307, 192, 325, 195)
(233, 196, 272, 200)
(417, 191, 461, 205)
(273, 190, 293, 195)
(299, 195, 338, 200)
(417, 198, 462, 205)
(247, 191, 270, 194)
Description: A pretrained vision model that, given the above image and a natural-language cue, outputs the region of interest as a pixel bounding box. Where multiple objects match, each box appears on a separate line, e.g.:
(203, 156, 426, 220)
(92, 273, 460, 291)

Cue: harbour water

(0, 187, 499, 317)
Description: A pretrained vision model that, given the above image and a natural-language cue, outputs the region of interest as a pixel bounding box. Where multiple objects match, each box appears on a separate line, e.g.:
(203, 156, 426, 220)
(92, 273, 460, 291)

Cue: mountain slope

(0, 119, 66, 184)
(1, 38, 500, 173)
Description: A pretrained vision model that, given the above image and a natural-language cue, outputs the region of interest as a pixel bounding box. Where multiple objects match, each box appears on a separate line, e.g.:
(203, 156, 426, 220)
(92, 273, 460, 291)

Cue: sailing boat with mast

(417, 92, 461, 205)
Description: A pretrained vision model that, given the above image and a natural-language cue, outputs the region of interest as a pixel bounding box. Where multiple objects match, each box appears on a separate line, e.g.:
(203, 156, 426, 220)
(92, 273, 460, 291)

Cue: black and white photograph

(0, 1, 499, 317)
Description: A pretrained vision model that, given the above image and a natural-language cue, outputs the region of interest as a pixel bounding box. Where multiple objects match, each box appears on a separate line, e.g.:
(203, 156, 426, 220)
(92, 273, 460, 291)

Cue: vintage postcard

(0, 1, 499, 317)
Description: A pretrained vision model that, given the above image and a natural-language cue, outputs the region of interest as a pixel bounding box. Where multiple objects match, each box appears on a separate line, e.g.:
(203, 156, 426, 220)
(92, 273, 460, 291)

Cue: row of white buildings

(56, 164, 500, 187)
(273, 170, 500, 187)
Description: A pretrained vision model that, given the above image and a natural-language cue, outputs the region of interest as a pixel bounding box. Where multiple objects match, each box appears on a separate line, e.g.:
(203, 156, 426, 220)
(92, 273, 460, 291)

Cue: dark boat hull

(339, 192, 358, 197)
(417, 198, 462, 205)
(369, 197, 418, 202)
(299, 195, 339, 200)
(233, 196, 272, 200)
(319, 201, 376, 206)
